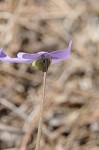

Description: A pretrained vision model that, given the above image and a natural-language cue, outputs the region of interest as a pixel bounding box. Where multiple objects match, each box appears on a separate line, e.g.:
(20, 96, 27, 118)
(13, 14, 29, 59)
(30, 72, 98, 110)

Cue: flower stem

(35, 72, 47, 150)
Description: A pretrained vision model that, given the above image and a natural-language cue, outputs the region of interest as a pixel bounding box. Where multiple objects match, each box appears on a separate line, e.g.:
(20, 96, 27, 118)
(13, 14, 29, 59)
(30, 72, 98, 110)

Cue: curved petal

(0, 40, 72, 65)
(0, 49, 32, 63)
(18, 51, 49, 60)
(49, 40, 72, 64)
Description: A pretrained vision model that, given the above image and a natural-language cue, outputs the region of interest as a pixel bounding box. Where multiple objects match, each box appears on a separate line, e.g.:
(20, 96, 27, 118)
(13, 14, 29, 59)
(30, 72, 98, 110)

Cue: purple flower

(0, 41, 72, 71)
(0, 41, 72, 63)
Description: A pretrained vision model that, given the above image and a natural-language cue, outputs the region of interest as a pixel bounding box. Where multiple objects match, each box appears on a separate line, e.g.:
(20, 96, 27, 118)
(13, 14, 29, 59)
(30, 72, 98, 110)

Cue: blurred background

(0, 0, 99, 150)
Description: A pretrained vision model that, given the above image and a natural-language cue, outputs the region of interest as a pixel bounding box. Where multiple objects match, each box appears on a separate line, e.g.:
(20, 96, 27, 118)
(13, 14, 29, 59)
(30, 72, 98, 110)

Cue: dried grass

(0, 0, 99, 150)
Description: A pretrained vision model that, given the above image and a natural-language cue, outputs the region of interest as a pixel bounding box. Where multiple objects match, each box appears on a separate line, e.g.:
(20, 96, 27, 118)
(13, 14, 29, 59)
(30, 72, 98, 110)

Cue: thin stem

(35, 72, 47, 150)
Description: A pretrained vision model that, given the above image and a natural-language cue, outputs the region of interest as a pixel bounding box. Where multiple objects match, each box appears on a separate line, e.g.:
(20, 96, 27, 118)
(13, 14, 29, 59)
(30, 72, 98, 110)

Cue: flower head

(0, 41, 72, 72)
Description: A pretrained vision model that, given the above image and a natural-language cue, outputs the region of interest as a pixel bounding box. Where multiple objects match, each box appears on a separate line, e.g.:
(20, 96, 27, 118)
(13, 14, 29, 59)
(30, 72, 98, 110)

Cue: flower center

(32, 54, 51, 72)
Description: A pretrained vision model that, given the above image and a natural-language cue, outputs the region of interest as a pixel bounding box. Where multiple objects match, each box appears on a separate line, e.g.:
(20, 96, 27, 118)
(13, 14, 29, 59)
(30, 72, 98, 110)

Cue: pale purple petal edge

(0, 48, 32, 63)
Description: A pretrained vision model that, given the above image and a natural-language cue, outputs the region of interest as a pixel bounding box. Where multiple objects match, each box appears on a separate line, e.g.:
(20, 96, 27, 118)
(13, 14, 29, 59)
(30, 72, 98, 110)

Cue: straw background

(0, 0, 99, 150)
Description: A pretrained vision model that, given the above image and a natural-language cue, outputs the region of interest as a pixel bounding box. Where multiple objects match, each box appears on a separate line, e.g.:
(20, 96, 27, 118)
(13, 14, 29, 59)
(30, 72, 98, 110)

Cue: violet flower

(0, 40, 72, 72)
(0, 40, 72, 150)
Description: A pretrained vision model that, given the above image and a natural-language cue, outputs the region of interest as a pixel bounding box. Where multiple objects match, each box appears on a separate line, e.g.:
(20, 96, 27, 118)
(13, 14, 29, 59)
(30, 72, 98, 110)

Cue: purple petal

(49, 40, 72, 64)
(18, 41, 72, 64)
(18, 51, 49, 60)
(0, 48, 32, 63)
(0, 40, 72, 65)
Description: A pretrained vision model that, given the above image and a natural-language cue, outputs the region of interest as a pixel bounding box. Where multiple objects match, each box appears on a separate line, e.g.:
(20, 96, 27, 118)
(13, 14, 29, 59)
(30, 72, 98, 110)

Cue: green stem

(35, 72, 47, 150)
